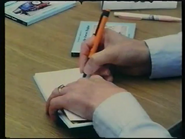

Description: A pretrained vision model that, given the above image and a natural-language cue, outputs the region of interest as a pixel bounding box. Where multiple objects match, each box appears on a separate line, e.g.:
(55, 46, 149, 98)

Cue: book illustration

(5, 1, 76, 25)
(5, 1, 76, 19)
(13, 1, 51, 16)
(10, 1, 60, 17)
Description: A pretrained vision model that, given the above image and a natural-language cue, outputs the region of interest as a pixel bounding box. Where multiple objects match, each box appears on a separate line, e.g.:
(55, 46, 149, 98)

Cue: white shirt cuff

(92, 92, 171, 138)
(93, 92, 149, 137)
(145, 33, 182, 79)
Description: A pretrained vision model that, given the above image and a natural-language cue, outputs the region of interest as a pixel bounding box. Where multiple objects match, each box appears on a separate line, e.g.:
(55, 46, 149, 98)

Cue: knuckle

(65, 82, 74, 87)
(89, 55, 98, 65)
(91, 75, 102, 79)
(77, 78, 87, 83)
(81, 37, 93, 47)
(50, 99, 56, 108)
(81, 42, 87, 50)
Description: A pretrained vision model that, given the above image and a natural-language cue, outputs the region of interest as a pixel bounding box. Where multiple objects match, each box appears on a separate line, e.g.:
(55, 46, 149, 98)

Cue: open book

(33, 68, 92, 128)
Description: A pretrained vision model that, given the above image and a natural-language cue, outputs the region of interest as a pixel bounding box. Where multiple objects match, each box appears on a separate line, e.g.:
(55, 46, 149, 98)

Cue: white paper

(64, 110, 86, 121)
(57, 110, 92, 128)
(33, 68, 89, 122)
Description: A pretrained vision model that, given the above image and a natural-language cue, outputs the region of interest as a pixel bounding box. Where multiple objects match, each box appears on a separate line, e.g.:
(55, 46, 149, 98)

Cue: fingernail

(84, 62, 99, 75)
(84, 65, 93, 75)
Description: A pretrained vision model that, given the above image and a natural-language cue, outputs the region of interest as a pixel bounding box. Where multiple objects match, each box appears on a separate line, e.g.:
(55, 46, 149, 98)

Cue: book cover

(5, 1, 76, 26)
(71, 21, 136, 57)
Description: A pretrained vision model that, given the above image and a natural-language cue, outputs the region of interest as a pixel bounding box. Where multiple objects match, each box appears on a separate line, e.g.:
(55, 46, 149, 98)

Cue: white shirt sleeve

(145, 32, 182, 79)
(93, 92, 172, 138)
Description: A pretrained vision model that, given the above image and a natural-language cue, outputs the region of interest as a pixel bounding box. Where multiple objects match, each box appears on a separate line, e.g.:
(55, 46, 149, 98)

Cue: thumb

(84, 48, 114, 75)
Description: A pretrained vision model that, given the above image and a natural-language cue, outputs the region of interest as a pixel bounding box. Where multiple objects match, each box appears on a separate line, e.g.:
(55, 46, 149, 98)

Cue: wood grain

(5, 2, 182, 138)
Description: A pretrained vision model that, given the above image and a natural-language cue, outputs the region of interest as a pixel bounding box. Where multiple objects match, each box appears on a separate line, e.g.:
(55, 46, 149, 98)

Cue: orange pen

(83, 10, 110, 78)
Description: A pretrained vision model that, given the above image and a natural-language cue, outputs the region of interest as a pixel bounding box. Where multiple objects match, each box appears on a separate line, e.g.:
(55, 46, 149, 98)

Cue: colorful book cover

(71, 21, 136, 57)
(5, 1, 76, 26)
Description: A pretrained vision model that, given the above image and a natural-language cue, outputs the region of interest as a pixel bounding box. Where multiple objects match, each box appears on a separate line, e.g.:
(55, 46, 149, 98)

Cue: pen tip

(83, 73, 87, 78)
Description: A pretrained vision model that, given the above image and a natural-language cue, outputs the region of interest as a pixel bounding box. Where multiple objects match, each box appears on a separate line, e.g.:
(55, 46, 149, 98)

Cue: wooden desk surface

(5, 2, 182, 138)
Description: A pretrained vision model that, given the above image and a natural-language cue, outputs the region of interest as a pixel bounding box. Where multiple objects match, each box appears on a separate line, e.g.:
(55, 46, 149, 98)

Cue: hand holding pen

(82, 10, 110, 78)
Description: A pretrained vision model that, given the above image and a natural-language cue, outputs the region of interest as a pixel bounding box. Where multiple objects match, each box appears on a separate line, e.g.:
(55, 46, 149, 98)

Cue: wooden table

(5, 2, 182, 138)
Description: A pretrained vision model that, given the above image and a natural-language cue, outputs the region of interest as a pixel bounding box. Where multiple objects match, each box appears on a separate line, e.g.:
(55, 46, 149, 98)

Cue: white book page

(34, 68, 87, 121)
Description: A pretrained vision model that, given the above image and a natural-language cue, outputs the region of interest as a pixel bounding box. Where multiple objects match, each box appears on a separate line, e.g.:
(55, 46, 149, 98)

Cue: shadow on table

(113, 73, 181, 82)
(55, 116, 99, 138)
(53, 74, 181, 138)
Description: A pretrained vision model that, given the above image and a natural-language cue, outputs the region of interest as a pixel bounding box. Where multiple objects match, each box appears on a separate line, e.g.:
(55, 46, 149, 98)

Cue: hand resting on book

(46, 75, 126, 121)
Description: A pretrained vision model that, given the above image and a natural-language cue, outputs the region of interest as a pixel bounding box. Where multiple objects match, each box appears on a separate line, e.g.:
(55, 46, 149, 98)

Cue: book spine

(5, 14, 28, 26)
(71, 53, 79, 57)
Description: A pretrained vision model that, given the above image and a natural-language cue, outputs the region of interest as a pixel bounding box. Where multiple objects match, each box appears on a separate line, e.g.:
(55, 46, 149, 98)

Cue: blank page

(34, 68, 87, 121)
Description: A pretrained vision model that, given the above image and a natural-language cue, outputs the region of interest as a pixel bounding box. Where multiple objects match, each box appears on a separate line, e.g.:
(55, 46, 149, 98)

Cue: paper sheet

(34, 68, 87, 121)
